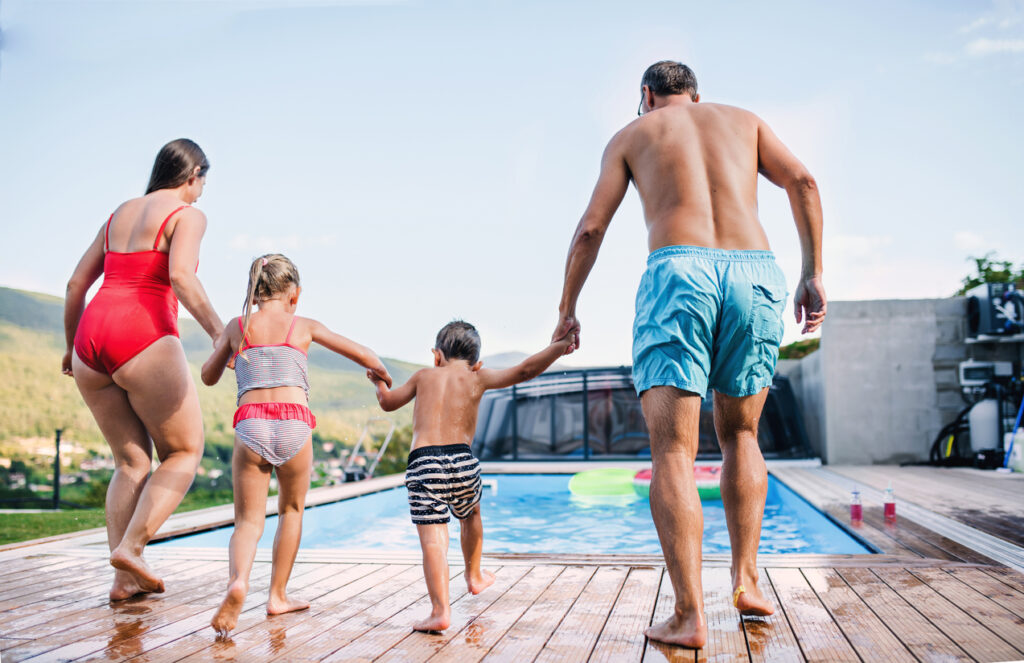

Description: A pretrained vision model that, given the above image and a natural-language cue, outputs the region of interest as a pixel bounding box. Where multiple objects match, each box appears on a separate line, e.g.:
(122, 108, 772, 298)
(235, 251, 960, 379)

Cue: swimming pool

(158, 474, 871, 555)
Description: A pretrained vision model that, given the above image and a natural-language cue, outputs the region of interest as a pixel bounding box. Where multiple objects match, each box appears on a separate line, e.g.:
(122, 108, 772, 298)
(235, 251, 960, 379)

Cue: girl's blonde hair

(241, 254, 301, 340)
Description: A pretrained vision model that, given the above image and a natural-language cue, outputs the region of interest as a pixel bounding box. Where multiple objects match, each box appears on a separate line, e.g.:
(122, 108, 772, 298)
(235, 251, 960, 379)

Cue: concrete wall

(789, 297, 1022, 464)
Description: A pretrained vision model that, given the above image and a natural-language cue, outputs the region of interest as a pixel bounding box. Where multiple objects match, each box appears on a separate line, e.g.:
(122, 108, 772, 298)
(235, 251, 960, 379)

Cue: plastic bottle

(850, 489, 862, 523)
(883, 483, 896, 522)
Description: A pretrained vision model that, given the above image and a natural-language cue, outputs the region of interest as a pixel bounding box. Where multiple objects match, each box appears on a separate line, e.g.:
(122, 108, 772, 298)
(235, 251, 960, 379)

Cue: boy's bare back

(408, 365, 486, 448)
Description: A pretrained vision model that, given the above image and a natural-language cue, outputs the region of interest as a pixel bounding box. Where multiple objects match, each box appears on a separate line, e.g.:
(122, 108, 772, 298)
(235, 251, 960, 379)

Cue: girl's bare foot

(412, 611, 450, 633)
(266, 594, 310, 616)
(109, 570, 149, 601)
(733, 583, 775, 617)
(466, 569, 495, 595)
(110, 547, 164, 594)
(210, 580, 248, 636)
(644, 611, 707, 649)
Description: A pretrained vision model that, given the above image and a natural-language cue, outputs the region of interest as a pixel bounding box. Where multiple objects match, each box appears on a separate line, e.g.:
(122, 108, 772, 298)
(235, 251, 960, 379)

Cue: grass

(0, 489, 238, 546)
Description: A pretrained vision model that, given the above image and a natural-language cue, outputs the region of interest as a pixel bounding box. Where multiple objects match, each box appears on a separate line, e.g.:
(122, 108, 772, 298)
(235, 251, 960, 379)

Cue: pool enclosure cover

(472, 367, 812, 460)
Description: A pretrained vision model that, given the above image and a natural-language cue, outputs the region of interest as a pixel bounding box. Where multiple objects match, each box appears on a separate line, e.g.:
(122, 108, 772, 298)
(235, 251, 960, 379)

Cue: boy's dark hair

(435, 320, 481, 364)
(641, 61, 698, 101)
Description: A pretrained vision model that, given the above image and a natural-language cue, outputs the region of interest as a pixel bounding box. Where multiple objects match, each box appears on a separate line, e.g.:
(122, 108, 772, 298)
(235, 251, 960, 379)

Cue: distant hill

(0, 286, 416, 451)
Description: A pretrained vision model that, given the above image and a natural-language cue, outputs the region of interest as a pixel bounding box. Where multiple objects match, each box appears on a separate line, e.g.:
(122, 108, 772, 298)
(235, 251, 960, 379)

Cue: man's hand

(794, 275, 827, 334)
(552, 313, 580, 355)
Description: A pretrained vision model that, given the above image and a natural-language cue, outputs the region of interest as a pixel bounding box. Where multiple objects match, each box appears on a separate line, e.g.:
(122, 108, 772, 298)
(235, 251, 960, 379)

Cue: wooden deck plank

(533, 565, 631, 663)
(741, 570, 803, 663)
(481, 565, 595, 663)
(882, 512, 999, 565)
(980, 566, 1024, 596)
(0, 556, 117, 602)
(0, 558, 211, 636)
(696, 567, 750, 663)
(375, 565, 532, 663)
(317, 568, 473, 663)
(641, 569, 697, 663)
(0, 556, 107, 595)
(909, 567, 1024, 652)
(765, 568, 858, 662)
(589, 566, 661, 663)
(819, 504, 917, 557)
(873, 567, 1022, 663)
(224, 565, 425, 662)
(946, 567, 1024, 618)
(1, 561, 269, 662)
(112, 563, 390, 663)
(835, 567, 972, 663)
(801, 567, 914, 662)
(426, 564, 562, 663)
(859, 508, 959, 561)
(0, 554, 79, 579)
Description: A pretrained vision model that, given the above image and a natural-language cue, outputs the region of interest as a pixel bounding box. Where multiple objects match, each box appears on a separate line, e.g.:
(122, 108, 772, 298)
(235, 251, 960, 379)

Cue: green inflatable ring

(568, 468, 637, 496)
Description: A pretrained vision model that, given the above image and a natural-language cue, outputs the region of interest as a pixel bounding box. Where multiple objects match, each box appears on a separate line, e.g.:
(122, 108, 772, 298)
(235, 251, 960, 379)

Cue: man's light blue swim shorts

(632, 245, 788, 398)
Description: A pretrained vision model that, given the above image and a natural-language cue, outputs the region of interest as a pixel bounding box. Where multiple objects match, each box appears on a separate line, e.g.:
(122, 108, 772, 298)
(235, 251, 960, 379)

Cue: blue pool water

(158, 474, 870, 555)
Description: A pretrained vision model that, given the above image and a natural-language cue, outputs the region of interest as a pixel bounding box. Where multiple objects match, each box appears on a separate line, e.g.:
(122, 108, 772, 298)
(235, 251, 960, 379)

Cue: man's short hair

(641, 61, 698, 101)
(435, 320, 481, 364)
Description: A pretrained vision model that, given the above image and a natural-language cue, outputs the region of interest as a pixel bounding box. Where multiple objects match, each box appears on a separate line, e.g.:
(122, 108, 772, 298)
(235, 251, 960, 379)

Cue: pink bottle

(850, 489, 862, 523)
(884, 483, 896, 522)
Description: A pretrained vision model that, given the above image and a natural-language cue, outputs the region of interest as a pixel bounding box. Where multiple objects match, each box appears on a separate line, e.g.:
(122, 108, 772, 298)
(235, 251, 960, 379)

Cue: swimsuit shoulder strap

(103, 213, 114, 252)
(153, 205, 189, 251)
(284, 315, 298, 345)
(236, 317, 251, 352)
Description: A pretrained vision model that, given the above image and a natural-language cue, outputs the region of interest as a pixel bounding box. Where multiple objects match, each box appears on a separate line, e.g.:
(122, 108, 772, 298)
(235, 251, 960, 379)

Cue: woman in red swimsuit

(63, 139, 224, 600)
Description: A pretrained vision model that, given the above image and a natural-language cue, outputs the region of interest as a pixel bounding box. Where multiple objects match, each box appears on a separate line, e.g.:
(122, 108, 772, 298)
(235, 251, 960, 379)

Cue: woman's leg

(211, 438, 271, 635)
(266, 435, 312, 616)
(107, 337, 204, 589)
(71, 353, 156, 600)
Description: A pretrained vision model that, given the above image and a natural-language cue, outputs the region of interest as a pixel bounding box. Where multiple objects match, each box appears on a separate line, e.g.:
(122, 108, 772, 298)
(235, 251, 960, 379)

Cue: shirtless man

(553, 61, 826, 648)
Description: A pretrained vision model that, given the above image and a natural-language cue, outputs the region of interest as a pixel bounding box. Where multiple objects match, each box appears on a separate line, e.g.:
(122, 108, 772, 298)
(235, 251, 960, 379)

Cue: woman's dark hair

(146, 139, 210, 194)
(641, 61, 698, 101)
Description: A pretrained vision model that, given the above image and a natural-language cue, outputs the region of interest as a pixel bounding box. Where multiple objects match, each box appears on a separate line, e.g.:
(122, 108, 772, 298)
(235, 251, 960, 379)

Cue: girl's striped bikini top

(233, 316, 310, 405)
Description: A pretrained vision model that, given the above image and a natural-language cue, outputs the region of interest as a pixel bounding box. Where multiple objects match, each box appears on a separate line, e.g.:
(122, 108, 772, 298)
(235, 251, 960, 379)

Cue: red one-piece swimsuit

(73, 206, 189, 374)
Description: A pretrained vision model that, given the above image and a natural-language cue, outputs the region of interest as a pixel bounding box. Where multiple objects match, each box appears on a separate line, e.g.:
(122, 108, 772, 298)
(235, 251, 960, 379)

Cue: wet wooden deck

(1, 549, 1024, 662)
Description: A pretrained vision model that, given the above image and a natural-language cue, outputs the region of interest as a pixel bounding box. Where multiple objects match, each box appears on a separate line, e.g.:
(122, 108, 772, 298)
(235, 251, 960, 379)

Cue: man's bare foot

(109, 570, 150, 601)
(733, 583, 775, 617)
(210, 580, 247, 636)
(266, 594, 310, 616)
(644, 611, 707, 649)
(466, 569, 495, 595)
(412, 611, 450, 633)
(109, 547, 164, 594)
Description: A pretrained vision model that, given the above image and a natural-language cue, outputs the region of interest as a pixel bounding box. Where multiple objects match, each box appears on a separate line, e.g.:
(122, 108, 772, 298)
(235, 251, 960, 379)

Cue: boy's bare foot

(732, 583, 775, 617)
(644, 611, 707, 649)
(266, 594, 310, 616)
(210, 580, 247, 636)
(110, 547, 164, 594)
(109, 570, 150, 601)
(412, 611, 451, 633)
(466, 569, 495, 595)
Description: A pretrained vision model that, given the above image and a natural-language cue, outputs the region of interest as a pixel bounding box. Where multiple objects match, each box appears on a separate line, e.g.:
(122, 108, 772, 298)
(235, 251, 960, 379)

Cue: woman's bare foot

(266, 594, 310, 616)
(466, 569, 495, 595)
(210, 580, 248, 636)
(109, 570, 150, 601)
(644, 611, 707, 649)
(733, 583, 775, 617)
(412, 610, 450, 633)
(110, 547, 164, 594)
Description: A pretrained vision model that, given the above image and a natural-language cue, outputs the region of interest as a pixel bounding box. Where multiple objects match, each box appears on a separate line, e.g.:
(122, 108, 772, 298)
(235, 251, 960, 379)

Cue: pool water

(159, 474, 870, 555)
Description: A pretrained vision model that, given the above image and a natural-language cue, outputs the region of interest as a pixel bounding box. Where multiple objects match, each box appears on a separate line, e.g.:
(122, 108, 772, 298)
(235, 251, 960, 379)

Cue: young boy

(368, 320, 573, 632)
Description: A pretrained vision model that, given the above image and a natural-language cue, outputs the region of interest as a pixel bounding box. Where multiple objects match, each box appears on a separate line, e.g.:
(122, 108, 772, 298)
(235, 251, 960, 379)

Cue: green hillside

(0, 286, 416, 452)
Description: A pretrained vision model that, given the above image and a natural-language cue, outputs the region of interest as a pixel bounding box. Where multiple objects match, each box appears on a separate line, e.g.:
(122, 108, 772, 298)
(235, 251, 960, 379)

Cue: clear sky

(1, 0, 1022, 367)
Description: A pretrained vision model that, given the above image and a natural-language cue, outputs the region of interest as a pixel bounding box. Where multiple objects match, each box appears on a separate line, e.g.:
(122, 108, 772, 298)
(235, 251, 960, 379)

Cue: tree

(956, 253, 1024, 296)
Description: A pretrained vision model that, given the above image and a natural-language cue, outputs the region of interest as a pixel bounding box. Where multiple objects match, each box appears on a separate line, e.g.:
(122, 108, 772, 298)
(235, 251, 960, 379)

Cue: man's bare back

(618, 102, 768, 252)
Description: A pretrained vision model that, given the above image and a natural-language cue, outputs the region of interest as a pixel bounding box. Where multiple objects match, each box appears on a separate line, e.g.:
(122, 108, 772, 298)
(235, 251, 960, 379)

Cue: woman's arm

(201, 320, 238, 386)
(369, 369, 419, 412)
(166, 207, 224, 341)
(309, 319, 393, 387)
(62, 225, 106, 375)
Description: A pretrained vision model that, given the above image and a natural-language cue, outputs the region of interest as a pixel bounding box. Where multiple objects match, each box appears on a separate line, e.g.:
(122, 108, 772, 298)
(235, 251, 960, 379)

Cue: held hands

(794, 275, 827, 334)
(366, 364, 393, 389)
(551, 313, 581, 355)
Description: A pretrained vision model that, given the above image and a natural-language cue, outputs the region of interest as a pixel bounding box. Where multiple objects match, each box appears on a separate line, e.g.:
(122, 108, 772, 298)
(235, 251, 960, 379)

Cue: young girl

(202, 254, 392, 635)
